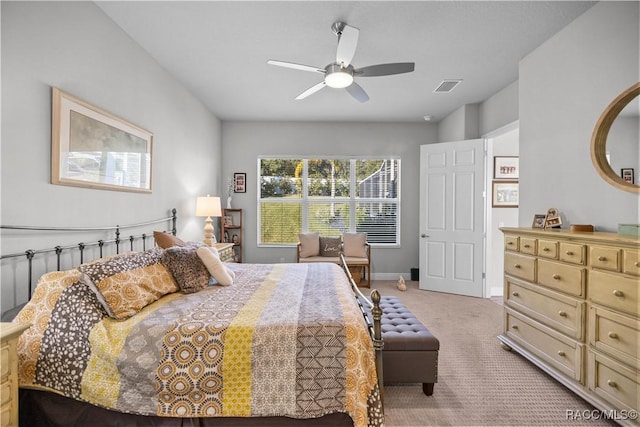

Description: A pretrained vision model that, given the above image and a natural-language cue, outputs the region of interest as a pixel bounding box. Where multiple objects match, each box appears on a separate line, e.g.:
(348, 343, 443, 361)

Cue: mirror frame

(591, 82, 640, 193)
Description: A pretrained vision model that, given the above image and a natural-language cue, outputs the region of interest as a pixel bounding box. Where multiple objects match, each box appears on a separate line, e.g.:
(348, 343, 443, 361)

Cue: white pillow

(196, 247, 233, 286)
(343, 232, 368, 258)
(298, 232, 320, 258)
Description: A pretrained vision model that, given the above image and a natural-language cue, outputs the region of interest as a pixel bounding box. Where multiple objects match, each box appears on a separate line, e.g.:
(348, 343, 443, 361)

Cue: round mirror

(591, 82, 640, 193)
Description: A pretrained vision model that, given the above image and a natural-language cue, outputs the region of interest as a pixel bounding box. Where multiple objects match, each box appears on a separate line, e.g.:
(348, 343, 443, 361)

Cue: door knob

(421, 234, 429, 238)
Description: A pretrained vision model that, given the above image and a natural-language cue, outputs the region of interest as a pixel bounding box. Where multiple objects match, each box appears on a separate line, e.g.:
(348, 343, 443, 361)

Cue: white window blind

(259, 157, 400, 246)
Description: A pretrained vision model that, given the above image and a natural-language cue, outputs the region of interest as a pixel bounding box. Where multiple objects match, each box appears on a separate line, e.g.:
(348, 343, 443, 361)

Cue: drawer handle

(635, 261, 640, 267)
(543, 247, 550, 252)
(507, 242, 514, 245)
(598, 256, 607, 262)
(558, 311, 567, 317)
(514, 264, 521, 269)
(608, 332, 618, 339)
(512, 292, 519, 297)
(607, 380, 617, 388)
(565, 251, 573, 256)
(511, 325, 518, 330)
(557, 350, 565, 357)
(613, 290, 624, 297)
(523, 244, 530, 248)
(552, 274, 561, 280)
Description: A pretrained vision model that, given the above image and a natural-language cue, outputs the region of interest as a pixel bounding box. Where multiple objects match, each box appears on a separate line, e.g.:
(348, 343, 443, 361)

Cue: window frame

(257, 155, 401, 248)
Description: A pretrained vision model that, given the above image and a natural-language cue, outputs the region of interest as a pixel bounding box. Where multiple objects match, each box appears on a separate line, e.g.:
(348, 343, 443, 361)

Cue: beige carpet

(369, 280, 617, 427)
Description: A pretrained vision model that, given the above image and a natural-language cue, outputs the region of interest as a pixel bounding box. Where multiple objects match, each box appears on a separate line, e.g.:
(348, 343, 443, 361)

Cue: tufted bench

(366, 295, 440, 396)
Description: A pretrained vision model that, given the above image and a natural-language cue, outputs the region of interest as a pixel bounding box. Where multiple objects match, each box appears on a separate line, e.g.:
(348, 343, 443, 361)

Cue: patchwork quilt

(15, 261, 383, 426)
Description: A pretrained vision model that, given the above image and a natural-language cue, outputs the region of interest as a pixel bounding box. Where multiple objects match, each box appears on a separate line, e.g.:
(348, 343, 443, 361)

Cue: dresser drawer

(0, 346, 8, 380)
(504, 235, 519, 252)
(622, 249, 640, 276)
(0, 381, 10, 406)
(588, 351, 639, 412)
(537, 239, 559, 259)
(505, 308, 583, 382)
(537, 259, 586, 297)
(505, 278, 584, 340)
(504, 252, 535, 282)
(520, 237, 537, 255)
(559, 242, 586, 265)
(1, 402, 11, 427)
(589, 306, 639, 368)
(590, 246, 620, 272)
(589, 270, 639, 316)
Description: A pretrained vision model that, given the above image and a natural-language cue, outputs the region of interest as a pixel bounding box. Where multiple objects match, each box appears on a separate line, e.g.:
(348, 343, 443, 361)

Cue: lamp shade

(195, 195, 222, 217)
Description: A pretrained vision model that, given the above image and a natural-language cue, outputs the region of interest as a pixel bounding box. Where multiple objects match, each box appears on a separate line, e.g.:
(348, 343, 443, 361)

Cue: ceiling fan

(267, 21, 415, 103)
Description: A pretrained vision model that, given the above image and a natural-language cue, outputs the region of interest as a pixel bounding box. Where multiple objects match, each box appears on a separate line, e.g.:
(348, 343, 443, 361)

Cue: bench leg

(422, 383, 434, 396)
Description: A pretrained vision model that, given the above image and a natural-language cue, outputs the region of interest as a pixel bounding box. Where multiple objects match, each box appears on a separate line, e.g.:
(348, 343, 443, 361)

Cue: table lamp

(195, 195, 221, 246)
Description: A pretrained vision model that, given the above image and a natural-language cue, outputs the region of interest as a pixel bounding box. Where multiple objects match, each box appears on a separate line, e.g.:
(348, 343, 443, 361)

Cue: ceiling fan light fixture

(324, 63, 353, 88)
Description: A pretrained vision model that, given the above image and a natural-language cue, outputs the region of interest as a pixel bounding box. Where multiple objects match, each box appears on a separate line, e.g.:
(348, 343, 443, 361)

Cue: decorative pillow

(320, 237, 342, 257)
(343, 232, 368, 258)
(162, 246, 210, 293)
(196, 247, 233, 286)
(79, 248, 179, 320)
(298, 232, 320, 258)
(153, 231, 186, 249)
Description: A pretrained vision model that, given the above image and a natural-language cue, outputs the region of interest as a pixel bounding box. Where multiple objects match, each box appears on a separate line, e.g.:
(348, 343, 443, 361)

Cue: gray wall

(221, 121, 438, 277)
(1, 2, 222, 311)
(519, 1, 639, 231)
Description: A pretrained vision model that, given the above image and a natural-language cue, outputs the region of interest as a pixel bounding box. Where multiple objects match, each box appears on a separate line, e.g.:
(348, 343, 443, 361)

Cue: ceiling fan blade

(267, 60, 325, 74)
(345, 82, 369, 103)
(356, 62, 415, 77)
(335, 24, 359, 67)
(296, 81, 326, 100)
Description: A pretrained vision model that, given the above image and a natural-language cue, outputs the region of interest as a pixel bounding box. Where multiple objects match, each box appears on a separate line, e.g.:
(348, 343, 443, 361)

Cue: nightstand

(214, 242, 235, 263)
(1, 322, 30, 427)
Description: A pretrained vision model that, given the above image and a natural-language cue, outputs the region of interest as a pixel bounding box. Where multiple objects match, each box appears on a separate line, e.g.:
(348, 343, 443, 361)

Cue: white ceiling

(96, 1, 595, 123)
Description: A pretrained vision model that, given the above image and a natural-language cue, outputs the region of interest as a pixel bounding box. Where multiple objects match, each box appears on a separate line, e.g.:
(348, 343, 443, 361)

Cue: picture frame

(493, 156, 519, 179)
(234, 172, 246, 193)
(51, 87, 153, 193)
(223, 215, 234, 226)
(532, 214, 547, 228)
(621, 168, 634, 184)
(492, 180, 519, 208)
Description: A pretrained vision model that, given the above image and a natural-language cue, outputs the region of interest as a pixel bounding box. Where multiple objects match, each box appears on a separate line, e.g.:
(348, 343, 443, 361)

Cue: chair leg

(423, 383, 434, 396)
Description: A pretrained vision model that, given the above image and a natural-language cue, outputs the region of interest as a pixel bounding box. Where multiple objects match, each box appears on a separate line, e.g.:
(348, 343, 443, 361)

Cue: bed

(0, 209, 384, 427)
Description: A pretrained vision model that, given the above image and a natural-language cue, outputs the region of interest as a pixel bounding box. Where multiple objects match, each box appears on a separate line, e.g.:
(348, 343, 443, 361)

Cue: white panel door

(419, 140, 485, 297)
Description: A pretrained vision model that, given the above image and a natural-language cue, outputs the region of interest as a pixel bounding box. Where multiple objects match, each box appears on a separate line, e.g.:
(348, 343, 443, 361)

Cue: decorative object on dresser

(499, 228, 639, 425)
(532, 214, 547, 229)
(51, 87, 153, 193)
(221, 208, 242, 262)
(195, 195, 222, 246)
(1, 322, 30, 427)
(544, 207, 562, 229)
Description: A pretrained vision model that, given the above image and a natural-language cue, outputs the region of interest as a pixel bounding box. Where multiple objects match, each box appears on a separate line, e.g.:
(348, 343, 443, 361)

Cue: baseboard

(373, 273, 412, 281)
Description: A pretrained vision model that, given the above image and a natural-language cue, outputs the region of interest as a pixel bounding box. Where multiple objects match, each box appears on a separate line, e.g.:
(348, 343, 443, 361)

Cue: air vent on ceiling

(434, 79, 462, 93)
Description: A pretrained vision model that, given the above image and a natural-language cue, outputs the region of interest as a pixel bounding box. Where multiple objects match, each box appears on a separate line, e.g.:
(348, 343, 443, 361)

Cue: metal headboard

(0, 208, 177, 319)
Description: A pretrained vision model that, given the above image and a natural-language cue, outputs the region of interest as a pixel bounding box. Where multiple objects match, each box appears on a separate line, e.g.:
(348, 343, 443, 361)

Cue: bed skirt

(20, 389, 354, 427)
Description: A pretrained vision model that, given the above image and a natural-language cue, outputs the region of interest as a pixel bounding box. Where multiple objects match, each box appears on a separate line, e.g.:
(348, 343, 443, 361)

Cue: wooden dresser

(499, 228, 639, 425)
(1, 323, 30, 427)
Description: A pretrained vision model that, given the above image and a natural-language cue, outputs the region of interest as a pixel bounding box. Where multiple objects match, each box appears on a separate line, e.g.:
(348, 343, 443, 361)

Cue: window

(259, 157, 400, 246)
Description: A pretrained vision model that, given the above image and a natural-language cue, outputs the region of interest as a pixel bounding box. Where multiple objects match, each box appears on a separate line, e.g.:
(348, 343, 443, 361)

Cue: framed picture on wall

(492, 180, 519, 208)
(234, 172, 246, 193)
(493, 156, 519, 179)
(51, 87, 153, 193)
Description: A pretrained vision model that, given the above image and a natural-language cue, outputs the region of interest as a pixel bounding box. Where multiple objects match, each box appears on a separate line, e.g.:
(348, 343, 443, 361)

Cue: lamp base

(203, 216, 216, 247)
